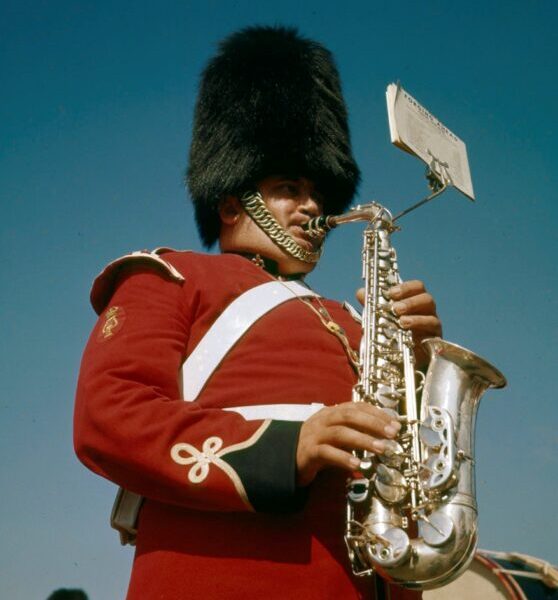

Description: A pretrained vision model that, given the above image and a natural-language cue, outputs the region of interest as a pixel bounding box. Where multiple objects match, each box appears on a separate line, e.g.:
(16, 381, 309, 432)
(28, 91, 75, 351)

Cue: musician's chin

(291, 227, 320, 253)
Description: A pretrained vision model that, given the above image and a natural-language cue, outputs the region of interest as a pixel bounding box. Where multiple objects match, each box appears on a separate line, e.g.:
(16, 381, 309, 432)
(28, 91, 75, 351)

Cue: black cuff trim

(224, 420, 308, 513)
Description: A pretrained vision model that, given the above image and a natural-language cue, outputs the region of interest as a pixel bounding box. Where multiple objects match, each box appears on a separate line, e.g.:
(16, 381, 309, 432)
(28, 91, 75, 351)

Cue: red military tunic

(74, 251, 420, 600)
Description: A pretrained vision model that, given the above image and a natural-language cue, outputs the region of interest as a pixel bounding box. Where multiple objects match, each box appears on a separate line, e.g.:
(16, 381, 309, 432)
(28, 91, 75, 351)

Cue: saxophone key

(378, 439, 405, 468)
(374, 464, 408, 503)
(374, 384, 402, 408)
(366, 527, 411, 568)
(417, 510, 455, 547)
(347, 473, 371, 503)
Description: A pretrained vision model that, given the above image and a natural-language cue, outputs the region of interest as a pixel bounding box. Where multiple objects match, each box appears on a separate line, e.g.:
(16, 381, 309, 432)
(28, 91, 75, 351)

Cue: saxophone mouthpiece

(303, 215, 337, 238)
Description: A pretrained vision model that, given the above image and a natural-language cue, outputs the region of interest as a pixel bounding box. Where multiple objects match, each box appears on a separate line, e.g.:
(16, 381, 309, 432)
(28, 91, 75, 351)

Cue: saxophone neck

(304, 203, 396, 238)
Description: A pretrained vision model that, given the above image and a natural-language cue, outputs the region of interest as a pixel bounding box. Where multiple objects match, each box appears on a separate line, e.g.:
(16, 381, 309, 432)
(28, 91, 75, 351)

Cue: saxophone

(305, 203, 506, 590)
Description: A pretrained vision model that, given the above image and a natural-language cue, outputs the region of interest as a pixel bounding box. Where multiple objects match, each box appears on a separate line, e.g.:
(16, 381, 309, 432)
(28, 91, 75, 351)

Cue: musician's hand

(356, 280, 442, 370)
(296, 403, 401, 487)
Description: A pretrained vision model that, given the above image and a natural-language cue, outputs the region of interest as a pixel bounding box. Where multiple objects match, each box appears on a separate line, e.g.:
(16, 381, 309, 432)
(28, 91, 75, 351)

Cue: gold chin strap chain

(241, 191, 322, 264)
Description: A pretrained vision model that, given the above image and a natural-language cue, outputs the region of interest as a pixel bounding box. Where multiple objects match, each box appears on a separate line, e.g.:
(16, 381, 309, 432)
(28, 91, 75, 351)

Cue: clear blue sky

(1, 1, 557, 598)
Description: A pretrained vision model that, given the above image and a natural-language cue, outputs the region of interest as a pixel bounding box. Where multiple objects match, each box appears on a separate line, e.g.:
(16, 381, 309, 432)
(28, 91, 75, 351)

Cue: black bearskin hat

(187, 25, 360, 247)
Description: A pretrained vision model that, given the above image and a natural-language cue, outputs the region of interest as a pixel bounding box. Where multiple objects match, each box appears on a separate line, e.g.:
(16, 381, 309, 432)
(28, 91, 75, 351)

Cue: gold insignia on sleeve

(97, 306, 126, 341)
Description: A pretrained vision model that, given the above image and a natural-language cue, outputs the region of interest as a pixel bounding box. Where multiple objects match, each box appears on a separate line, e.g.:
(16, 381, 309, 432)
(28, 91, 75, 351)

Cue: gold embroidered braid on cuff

(170, 420, 273, 511)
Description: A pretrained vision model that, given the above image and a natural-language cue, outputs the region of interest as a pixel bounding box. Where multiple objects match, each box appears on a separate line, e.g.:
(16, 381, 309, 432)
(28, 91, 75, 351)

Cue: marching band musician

(74, 26, 441, 599)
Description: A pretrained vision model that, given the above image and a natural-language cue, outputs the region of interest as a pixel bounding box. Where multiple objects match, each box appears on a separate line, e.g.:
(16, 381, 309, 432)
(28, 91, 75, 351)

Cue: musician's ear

(218, 196, 243, 225)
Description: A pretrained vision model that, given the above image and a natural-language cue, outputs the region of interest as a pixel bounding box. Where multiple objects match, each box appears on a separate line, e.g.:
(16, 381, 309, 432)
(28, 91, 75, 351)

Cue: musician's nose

(298, 179, 323, 216)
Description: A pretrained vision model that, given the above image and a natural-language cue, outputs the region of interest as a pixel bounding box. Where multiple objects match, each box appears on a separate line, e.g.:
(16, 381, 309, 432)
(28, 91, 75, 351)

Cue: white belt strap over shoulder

(112, 279, 326, 545)
(181, 280, 324, 423)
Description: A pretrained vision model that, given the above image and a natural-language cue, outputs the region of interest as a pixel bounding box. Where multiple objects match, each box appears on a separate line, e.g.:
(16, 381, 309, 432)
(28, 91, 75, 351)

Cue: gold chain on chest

(249, 254, 360, 373)
(298, 296, 360, 374)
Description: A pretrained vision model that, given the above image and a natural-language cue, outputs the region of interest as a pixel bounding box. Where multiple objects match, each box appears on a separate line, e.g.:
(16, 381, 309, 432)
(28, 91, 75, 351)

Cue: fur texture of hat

(187, 25, 360, 247)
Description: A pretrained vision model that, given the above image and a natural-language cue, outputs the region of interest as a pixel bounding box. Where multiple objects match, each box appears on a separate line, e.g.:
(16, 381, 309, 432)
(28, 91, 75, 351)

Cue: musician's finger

(355, 287, 365, 305)
(389, 280, 425, 300)
(297, 445, 360, 486)
(322, 426, 387, 454)
(324, 403, 400, 437)
(392, 292, 437, 317)
(399, 315, 442, 336)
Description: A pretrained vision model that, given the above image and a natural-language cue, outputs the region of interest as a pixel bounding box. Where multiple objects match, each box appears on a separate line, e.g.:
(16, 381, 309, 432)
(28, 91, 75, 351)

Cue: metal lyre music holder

(393, 153, 453, 223)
